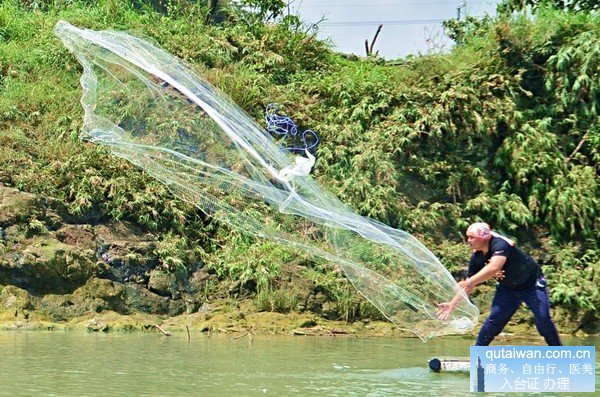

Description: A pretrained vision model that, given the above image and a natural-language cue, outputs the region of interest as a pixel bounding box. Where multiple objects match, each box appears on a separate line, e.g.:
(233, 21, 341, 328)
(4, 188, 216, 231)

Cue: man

(437, 222, 562, 346)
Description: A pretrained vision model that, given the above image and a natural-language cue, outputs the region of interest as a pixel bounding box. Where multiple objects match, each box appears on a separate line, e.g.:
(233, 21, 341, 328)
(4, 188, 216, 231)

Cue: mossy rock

(0, 185, 43, 226)
(551, 306, 593, 335)
(0, 285, 33, 310)
(188, 267, 212, 293)
(123, 283, 170, 315)
(71, 277, 128, 314)
(37, 292, 172, 328)
(167, 298, 186, 317)
(579, 317, 599, 334)
(9, 236, 98, 293)
(148, 269, 176, 297)
(69, 311, 165, 332)
(55, 224, 96, 250)
(74, 277, 125, 300)
(94, 222, 158, 283)
(39, 293, 83, 322)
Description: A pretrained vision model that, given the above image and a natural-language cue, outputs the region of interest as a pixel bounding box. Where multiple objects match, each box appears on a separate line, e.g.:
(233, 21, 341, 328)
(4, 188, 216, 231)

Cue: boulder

(0, 285, 33, 310)
(0, 185, 43, 226)
(39, 294, 82, 321)
(4, 236, 98, 294)
(94, 222, 158, 284)
(72, 277, 127, 314)
(122, 283, 170, 315)
(148, 269, 176, 297)
(55, 224, 96, 250)
(188, 267, 213, 294)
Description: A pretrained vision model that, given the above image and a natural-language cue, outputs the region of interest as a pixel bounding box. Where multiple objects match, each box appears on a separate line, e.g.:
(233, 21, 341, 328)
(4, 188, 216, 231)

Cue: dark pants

(476, 280, 562, 346)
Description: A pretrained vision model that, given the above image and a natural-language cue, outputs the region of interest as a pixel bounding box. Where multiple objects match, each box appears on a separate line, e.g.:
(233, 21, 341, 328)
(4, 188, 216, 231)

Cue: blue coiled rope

(265, 104, 319, 155)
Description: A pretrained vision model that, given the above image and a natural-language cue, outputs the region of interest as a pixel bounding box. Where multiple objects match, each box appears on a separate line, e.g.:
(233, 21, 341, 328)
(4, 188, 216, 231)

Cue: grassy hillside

(0, 0, 597, 332)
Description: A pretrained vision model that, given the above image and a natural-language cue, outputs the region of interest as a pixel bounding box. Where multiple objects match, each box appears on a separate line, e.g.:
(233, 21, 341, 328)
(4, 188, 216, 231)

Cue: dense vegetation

(0, 0, 597, 327)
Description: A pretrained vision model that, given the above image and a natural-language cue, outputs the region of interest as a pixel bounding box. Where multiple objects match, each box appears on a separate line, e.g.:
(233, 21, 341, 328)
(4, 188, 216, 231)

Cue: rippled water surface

(0, 331, 597, 396)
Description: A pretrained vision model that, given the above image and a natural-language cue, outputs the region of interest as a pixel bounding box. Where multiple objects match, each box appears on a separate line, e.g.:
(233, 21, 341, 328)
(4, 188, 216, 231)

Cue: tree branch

(566, 131, 589, 164)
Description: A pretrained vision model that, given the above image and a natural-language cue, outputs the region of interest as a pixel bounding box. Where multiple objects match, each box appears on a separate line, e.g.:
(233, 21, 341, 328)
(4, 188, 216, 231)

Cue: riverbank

(1, 303, 595, 345)
(1, 183, 597, 340)
(0, 306, 400, 335)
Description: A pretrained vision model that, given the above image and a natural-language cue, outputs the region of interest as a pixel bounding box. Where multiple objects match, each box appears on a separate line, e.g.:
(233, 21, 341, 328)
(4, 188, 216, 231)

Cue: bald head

(466, 222, 492, 240)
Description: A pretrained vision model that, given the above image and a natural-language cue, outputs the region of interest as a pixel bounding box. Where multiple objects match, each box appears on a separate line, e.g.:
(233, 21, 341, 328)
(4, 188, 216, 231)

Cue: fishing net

(54, 21, 478, 341)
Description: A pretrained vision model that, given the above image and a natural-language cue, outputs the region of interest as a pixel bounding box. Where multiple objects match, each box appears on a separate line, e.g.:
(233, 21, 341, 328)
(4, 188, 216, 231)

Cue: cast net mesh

(54, 21, 478, 340)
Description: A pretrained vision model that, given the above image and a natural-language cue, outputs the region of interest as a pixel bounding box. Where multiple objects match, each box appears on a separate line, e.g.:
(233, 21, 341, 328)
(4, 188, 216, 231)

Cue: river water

(0, 332, 597, 396)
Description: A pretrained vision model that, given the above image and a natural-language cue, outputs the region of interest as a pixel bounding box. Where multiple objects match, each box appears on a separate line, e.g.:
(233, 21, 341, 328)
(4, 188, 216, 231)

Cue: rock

(94, 222, 157, 284)
(0, 285, 33, 310)
(321, 301, 338, 320)
(306, 291, 327, 314)
(182, 293, 200, 314)
(228, 279, 257, 299)
(2, 225, 23, 243)
(39, 294, 81, 322)
(72, 277, 127, 314)
(577, 310, 599, 334)
(549, 306, 584, 334)
(2, 236, 98, 294)
(122, 283, 169, 315)
(86, 318, 109, 332)
(0, 185, 43, 226)
(199, 302, 215, 318)
(74, 277, 124, 299)
(188, 267, 212, 294)
(168, 299, 186, 316)
(148, 269, 175, 297)
(55, 224, 96, 250)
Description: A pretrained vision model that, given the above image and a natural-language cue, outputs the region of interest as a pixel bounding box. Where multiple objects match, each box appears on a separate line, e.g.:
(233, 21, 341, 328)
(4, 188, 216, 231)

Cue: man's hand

(493, 269, 505, 280)
(436, 302, 455, 321)
(456, 279, 475, 294)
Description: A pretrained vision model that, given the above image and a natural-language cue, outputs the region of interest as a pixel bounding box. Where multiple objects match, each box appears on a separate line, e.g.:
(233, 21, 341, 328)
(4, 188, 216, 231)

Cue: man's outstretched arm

(436, 256, 507, 320)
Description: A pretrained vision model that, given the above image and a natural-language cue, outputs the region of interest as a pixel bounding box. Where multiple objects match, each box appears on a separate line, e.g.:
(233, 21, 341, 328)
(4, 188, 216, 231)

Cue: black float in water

(428, 358, 470, 372)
